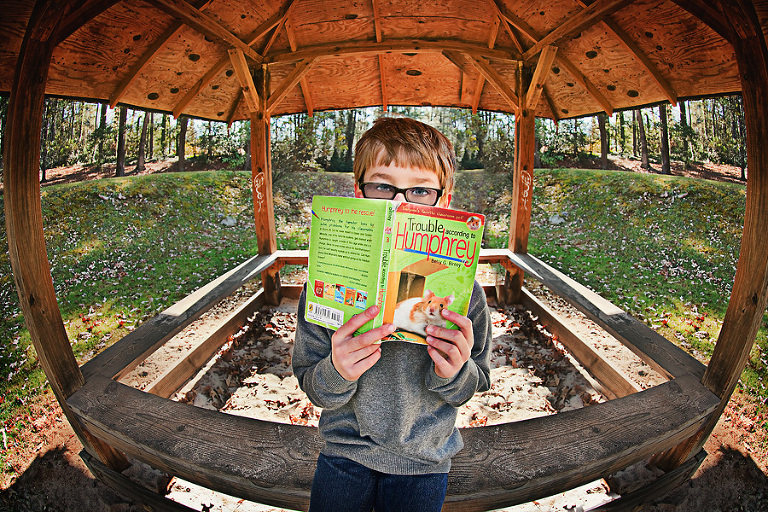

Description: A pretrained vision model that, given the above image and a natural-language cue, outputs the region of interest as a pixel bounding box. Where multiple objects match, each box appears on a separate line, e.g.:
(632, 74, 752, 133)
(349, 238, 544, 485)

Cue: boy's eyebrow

(365, 170, 438, 185)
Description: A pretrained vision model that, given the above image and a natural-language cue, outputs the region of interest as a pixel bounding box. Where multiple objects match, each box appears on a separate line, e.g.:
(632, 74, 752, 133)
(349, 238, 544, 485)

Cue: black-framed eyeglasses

(359, 182, 443, 206)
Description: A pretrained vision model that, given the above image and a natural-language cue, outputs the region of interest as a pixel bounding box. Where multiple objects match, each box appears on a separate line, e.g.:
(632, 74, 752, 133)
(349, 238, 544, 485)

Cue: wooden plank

(468, 55, 519, 110)
(70, 374, 319, 511)
(266, 58, 315, 113)
(264, 38, 521, 65)
(109, 0, 211, 108)
(378, 54, 388, 110)
(523, 0, 636, 61)
(80, 253, 278, 381)
(520, 288, 642, 399)
(143, 289, 268, 398)
(526, 45, 557, 110)
(372, 0, 383, 43)
(68, 373, 718, 512)
(577, 0, 678, 105)
(228, 48, 261, 113)
(446, 374, 718, 511)
(594, 450, 706, 511)
(507, 251, 706, 380)
(146, 0, 262, 64)
(81, 451, 196, 512)
(172, 1, 295, 118)
(556, 56, 614, 116)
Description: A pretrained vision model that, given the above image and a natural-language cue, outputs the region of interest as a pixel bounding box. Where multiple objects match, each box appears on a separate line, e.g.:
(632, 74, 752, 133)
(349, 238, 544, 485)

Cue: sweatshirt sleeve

(425, 280, 492, 406)
(291, 286, 358, 410)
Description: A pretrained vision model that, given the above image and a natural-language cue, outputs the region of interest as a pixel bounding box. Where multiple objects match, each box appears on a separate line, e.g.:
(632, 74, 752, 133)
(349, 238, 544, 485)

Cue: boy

(292, 117, 492, 512)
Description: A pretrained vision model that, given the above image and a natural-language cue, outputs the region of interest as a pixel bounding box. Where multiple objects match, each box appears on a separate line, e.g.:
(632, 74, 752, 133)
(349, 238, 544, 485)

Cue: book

(305, 195, 485, 344)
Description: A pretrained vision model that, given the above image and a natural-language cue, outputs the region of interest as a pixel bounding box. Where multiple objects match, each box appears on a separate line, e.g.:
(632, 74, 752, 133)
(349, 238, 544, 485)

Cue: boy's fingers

(335, 305, 380, 339)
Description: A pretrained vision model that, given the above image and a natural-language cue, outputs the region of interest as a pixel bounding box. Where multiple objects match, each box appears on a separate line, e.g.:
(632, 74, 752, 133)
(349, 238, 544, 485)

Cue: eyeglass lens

(361, 183, 441, 205)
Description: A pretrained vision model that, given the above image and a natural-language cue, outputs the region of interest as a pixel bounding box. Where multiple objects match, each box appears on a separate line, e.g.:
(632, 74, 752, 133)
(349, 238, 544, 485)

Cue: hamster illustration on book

(305, 195, 485, 344)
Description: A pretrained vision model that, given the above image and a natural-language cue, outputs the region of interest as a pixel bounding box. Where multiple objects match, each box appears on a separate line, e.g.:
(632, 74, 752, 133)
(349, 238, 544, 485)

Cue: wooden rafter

(228, 49, 261, 113)
(470, 14, 501, 113)
(493, 0, 614, 115)
(171, 0, 296, 118)
(285, 15, 314, 116)
(577, 0, 677, 105)
(57, 0, 123, 45)
(265, 39, 521, 64)
(526, 45, 558, 109)
(468, 56, 519, 111)
(542, 86, 560, 122)
(146, 0, 263, 64)
(226, 90, 244, 126)
(110, 0, 211, 108)
(378, 54, 388, 111)
(372, 0, 383, 43)
(266, 59, 316, 113)
(523, 0, 636, 61)
(669, 0, 732, 43)
(441, 50, 475, 107)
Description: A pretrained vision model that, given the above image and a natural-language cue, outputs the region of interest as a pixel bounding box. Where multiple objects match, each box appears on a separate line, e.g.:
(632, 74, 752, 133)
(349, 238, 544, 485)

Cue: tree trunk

(97, 102, 107, 165)
(344, 110, 357, 164)
(636, 109, 650, 169)
(147, 112, 154, 161)
(660, 103, 671, 175)
(618, 111, 625, 156)
(177, 116, 188, 172)
(632, 110, 638, 157)
(116, 105, 127, 177)
(136, 111, 149, 173)
(598, 113, 609, 169)
(161, 113, 167, 158)
(679, 100, 690, 167)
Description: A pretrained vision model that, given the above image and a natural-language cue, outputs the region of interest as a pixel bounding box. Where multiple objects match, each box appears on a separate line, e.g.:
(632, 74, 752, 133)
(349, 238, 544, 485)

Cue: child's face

(354, 163, 452, 207)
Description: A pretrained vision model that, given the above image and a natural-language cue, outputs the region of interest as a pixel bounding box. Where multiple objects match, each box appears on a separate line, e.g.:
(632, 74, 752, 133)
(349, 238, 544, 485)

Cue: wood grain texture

(68, 372, 718, 512)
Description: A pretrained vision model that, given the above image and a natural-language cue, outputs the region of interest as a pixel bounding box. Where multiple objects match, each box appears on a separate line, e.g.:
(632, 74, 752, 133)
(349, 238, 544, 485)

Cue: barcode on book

(307, 303, 344, 329)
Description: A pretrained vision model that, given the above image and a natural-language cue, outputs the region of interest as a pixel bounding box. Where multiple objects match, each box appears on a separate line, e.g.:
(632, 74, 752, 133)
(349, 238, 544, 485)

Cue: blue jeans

(308, 453, 448, 512)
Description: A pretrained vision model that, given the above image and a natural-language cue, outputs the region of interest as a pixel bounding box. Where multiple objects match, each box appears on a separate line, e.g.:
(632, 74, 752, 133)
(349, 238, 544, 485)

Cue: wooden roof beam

(57, 0, 123, 46)
(372, 0, 383, 43)
(469, 56, 519, 111)
(577, 0, 677, 105)
(111, 0, 211, 108)
(146, 0, 263, 64)
(285, 16, 314, 116)
(669, 0, 732, 43)
(494, 0, 614, 115)
(228, 49, 262, 114)
(171, 0, 296, 118)
(526, 45, 558, 109)
(523, 0, 637, 61)
(469, 14, 501, 113)
(265, 39, 521, 65)
(226, 91, 244, 127)
(267, 59, 316, 114)
(378, 55, 388, 111)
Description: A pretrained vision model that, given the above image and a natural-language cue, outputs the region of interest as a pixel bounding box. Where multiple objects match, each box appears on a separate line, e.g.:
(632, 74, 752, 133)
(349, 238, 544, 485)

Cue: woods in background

(0, 95, 749, 181)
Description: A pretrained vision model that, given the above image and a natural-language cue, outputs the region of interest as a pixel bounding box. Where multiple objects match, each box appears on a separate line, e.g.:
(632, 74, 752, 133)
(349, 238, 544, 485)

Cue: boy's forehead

(364, 164, 442, 186)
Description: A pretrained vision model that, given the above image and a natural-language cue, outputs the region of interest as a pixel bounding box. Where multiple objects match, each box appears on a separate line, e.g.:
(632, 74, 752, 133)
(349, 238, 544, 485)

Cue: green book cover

(306, 196, 485, 344)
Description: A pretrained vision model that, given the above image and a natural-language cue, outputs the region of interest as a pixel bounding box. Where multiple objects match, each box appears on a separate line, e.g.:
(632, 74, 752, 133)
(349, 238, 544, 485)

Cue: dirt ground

(2, 157, 765, 511)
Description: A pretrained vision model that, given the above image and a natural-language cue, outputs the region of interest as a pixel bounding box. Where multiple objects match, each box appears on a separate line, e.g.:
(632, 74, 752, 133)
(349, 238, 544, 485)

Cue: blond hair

(353, 117, 456, 195)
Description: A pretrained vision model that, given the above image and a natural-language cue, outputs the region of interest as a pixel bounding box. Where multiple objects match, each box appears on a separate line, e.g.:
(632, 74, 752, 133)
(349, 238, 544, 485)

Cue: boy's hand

(425, 310, 474, 379)
(331, 306, 394, 381)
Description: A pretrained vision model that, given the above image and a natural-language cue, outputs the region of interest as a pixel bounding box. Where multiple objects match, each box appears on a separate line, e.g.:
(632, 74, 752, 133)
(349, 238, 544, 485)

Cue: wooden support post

(651, 1, 768, 471)
(4, 0, 128, 471)
(502, 64, 535, 305)
(251, 66, 280, 305)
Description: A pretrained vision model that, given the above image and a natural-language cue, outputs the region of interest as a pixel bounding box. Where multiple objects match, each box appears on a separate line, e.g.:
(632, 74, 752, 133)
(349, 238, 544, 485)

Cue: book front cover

(382, 202, 485, 344)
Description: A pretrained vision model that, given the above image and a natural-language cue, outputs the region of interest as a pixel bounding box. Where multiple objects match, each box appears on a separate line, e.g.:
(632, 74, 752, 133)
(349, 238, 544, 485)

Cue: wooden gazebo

(2, 1, 768, 510)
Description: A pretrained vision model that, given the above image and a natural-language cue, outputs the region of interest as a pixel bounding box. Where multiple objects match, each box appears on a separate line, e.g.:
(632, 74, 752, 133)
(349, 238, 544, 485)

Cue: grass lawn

(1, 166, 766, 478)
